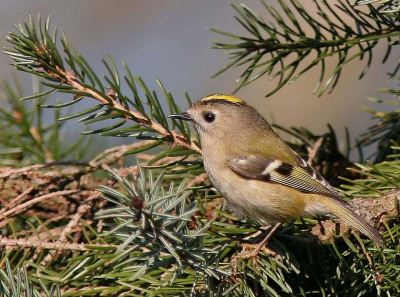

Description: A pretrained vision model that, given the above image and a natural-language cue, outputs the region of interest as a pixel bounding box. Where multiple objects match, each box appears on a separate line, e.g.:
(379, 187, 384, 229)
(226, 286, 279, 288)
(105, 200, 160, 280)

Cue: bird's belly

(207, 167, 308, 223)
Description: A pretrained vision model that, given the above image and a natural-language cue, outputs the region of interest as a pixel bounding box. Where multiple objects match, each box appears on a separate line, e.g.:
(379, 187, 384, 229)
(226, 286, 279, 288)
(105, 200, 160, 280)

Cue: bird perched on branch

(169, 94, 383, 256)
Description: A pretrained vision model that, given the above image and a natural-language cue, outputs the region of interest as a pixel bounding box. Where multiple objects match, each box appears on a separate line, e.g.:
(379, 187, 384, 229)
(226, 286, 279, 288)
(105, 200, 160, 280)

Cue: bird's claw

(230, 243, 281, 270)
(239, 243, 277, 259)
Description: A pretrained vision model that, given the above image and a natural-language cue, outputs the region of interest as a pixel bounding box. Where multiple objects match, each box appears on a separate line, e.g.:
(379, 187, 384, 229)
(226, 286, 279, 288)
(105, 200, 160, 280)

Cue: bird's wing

(227, 154, 347, 203)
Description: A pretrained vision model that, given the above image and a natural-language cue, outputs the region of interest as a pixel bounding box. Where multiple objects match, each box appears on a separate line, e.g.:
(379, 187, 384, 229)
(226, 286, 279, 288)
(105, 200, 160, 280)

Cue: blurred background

(0, 0, 396, 159)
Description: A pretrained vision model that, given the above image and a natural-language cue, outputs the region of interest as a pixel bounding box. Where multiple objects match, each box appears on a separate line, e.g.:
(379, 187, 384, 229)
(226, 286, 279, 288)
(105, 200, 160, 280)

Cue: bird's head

(169, 94, 269, 142)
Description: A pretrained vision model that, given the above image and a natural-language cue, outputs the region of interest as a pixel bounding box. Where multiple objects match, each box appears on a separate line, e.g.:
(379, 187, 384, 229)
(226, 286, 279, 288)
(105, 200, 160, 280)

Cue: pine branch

(59, 69, 197, 152)
(2, 12, 400, 297)
(209, 0, 400, 96)
(4, 15, 200, 162)
(1, 149, 398, 296)
(0, 79, 91, 164)
(341, 152, 400, 196)
(0, 237, 117, 251)
(358, 76, 400, 162)
(353, 0, 400, 13)
(0, 259, 60, 297)
(96, 167, 223, 279)
(0, 190, 80, 229)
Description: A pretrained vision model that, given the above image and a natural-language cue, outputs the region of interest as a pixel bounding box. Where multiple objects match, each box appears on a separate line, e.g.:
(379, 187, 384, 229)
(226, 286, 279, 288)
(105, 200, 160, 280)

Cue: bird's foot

(230, 243, 281, 270)
(239, 243, 277, 259)
(231, 223, 283, 269)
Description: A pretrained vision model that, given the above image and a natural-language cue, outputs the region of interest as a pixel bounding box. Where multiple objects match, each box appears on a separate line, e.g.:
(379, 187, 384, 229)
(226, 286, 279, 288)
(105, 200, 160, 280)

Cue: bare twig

(0, 161, 92, 179)
(0, 237, 117, 251)
(0, 164, 51, 179)
(0, 189, 80, 226)
(307, 137, 324, 165)
(187, 173, 209, 188)
(0, 186, 35, 215)
(90, 140, 156, 167)
(41, 203, 92, 265)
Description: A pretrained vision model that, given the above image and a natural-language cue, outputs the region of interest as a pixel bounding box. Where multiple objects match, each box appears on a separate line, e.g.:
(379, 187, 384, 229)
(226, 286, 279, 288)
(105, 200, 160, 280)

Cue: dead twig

(307, 137, 324, 165)
(0, 189, 80, 227)
(41, 203, 92, 265)
(187, 173, 209, 188)
(0, 161, 92, 179)
(0, 186, 35, 215)
(0, 237, 118, 251)
(89, 140, 157, 167)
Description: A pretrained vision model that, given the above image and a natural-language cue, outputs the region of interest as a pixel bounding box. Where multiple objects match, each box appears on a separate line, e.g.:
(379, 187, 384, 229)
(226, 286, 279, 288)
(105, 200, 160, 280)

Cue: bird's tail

(321, 199, 384, 246)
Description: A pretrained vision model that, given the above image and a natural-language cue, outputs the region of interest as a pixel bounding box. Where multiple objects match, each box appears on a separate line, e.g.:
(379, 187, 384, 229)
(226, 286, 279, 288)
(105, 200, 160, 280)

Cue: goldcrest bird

(169, 94, 383, 254)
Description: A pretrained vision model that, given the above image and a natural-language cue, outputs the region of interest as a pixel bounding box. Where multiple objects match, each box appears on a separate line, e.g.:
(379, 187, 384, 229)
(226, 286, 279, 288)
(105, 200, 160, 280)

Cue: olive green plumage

(170, 94, 383, 246)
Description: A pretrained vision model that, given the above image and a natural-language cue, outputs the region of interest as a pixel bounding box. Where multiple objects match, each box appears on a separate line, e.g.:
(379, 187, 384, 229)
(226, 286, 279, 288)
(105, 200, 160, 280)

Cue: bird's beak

(168, 112, 192, 122)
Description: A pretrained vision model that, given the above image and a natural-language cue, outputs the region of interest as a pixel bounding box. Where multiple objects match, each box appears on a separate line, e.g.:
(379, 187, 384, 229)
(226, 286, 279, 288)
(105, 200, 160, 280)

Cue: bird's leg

(238, 222, 283, 259)
(253, 222, 282, 255)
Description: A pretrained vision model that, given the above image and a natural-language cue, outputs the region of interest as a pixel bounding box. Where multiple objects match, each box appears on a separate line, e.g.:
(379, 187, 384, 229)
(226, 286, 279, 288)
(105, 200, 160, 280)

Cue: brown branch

(60, 204, 91, 241)
(0, 164, 51, 179)
(97, 198, 106, 234)
(60, 68, 201, 154)
(0, 141, 160, 182)
(307, 137, 324, 165)
(41, 203, 92, 265)
(0, 189, 80, 226)
(89, 140, 156, 167)
(0, 161, 91, 179)
(0, 237, 118, 251)
(0, 186, 35, 215)
(187, 173, 209, 188)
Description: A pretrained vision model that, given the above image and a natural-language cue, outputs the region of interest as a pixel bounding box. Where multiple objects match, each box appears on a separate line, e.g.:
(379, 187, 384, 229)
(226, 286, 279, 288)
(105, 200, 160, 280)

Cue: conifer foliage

(1, 1, 400, 296)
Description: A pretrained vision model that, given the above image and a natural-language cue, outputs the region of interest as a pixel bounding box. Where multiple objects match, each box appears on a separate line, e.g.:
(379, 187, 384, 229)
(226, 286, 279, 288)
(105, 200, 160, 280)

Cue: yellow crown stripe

(200, 94, 245, 104)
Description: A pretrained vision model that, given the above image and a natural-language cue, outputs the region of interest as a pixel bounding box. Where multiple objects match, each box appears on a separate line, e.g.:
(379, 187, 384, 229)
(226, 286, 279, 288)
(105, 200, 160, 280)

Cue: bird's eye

(203, 112, 215, 123)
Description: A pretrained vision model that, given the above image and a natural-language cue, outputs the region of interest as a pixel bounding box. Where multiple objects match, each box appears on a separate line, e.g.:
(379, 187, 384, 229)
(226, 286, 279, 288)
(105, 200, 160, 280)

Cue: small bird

(169, 94, 383, 255)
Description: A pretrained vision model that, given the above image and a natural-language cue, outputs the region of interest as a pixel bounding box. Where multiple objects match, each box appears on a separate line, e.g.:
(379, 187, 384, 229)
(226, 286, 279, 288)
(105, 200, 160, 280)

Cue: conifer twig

(0, 189, 80, 226)
(187, 173, 209, 187)
(0, 237, 117, 251)
(210, 1, 400, 96)
(41, 203, 92, 265)
(89, 140, 157, 167)
(5, 15, 201, 161)
(307, 137, 324, 165)
(58, 68, 200, 153)
(0, 186, 35, 215)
